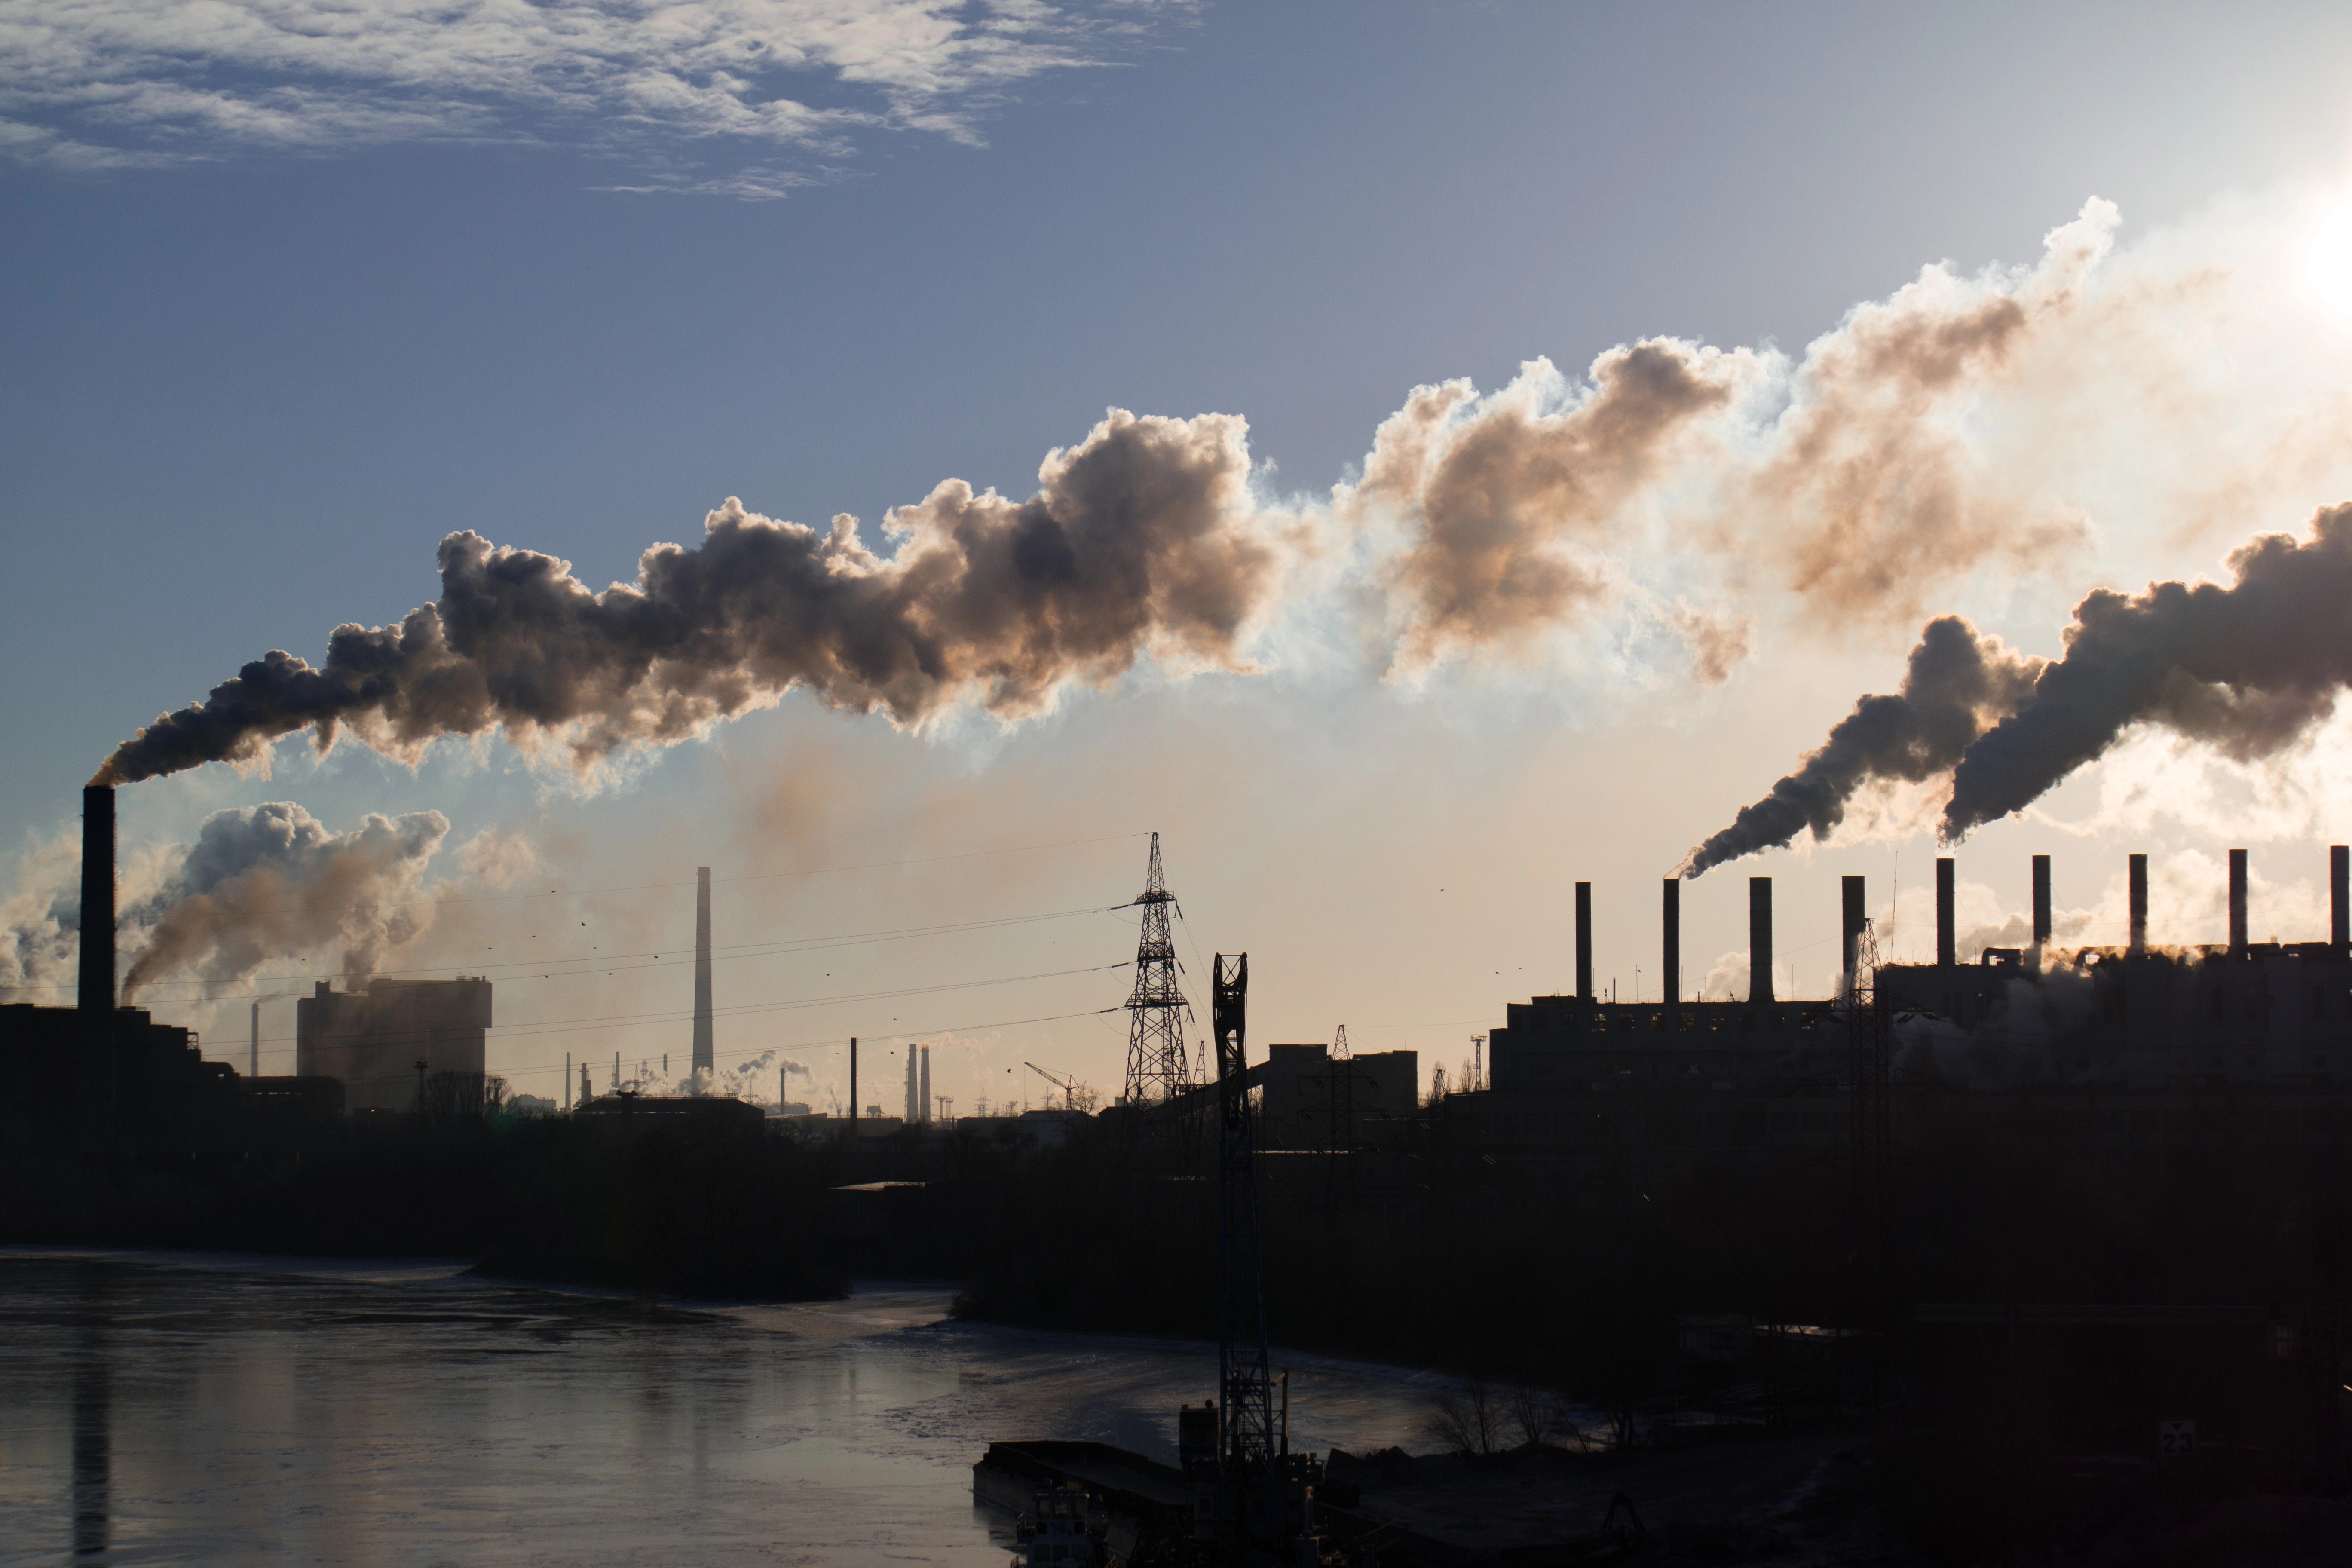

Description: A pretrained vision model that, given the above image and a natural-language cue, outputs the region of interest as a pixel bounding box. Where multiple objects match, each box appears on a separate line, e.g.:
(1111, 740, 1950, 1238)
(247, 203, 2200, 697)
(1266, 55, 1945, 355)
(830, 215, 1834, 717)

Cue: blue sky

(9, 2, 2352, 1106)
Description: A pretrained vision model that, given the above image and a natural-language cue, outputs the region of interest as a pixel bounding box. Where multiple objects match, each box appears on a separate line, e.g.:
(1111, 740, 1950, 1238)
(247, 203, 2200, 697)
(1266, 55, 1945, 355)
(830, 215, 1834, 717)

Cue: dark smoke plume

(1942, 502, 2352, 839)
(94, 410, 1271, 785)
(1679, 617, 2042, 876)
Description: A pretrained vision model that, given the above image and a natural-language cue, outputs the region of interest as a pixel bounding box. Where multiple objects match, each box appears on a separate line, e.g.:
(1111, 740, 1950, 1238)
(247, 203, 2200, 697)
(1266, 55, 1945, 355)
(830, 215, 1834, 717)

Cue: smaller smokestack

(1936, 858, 1956, 969)
(2333, 846, 2348, 950)
(1749, 877, 1773, 1004)
(921, 1045, 932, 1124)
(2031, 854, 2051, 960)
(78, 784, 116, 1025)
(1574, 882, 1592, 1002)
(1661, 878, 1680, 1008)
(780, 1066, 788, 1107)
(565, 1052, 572, 1110)
(1841, 875, 1865, 987)
(2129, 854, 2148, 955)
(905, 1047, 918, 1121)
(250, 1001, 260, 1078)
(849, 1036, 858, 1121)
(2229, 848, 2248, 958)
(692, 866, 713, 1090)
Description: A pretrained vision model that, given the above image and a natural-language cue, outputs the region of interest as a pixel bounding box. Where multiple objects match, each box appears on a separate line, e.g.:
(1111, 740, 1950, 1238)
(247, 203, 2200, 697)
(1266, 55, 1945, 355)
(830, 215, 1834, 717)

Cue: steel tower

(1121, 833, 1192, 1106)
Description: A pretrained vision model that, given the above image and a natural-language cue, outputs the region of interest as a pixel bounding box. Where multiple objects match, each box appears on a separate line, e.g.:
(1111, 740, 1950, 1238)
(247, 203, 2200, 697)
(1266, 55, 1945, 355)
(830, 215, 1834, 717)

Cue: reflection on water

(0, 1251, 1443, 1566)
(70, 1266, 107, 1559)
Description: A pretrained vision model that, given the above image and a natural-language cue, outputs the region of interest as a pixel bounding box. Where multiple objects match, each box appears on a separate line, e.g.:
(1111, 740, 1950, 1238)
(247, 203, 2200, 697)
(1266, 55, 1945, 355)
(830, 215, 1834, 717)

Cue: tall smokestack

(2333, 846, 2348, 951)
(78, 784, 115, 1024)
(849, 1036, 858, 1121)
(1748, 877, 1773, 1004)
(1842, 875, 1865, 988)
(1935, 858, 1956, 969)
(1661, 878, 1680, 1008)
(921, 1045, 932, 1124)
(2031, 854, 2051, 963)
(692, 867, 713, 1088)
(249, 1001, 260, 1078)
(2129, 854, 2148, 955)
(905, 1047, 918, 1121)
(2229, 848, 2248, 958)
(1574, 882, 1592, 1002)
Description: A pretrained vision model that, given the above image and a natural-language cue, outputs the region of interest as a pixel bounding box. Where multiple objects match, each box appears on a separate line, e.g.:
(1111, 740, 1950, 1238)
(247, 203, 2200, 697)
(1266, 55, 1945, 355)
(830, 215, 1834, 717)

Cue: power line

(236, 961, 1130, 1047)
(41, 902, 1128, 998)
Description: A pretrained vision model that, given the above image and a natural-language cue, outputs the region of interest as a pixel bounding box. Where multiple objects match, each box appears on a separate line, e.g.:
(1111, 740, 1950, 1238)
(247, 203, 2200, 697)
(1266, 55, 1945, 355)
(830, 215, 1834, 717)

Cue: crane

(1025, 1061, 1084, 1113)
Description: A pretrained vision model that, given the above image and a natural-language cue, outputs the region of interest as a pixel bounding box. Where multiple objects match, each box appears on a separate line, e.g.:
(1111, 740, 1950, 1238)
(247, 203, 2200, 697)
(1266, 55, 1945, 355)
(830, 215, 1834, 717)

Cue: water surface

(0, 1250, 1446, 1565)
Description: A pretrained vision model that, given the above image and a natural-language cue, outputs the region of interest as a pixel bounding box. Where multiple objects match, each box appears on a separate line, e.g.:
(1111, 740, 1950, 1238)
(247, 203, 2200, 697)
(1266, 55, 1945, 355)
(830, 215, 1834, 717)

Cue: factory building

(1254, 1041, 1420, 1150)
(1467, 848, 2352, 1162)
(297, 977, 493, 1112)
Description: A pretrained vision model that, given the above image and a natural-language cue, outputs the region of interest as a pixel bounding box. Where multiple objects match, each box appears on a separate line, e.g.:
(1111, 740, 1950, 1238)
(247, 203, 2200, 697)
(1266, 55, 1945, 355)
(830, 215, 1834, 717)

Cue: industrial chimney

(1841, 875, 1865, 988)
(1661, 878, 1680, 1009)
(1935, 858, 1956, 970)
(2031, 854, 2051, 970)
(1574, 882, 1592, 1002)
(1748, 877, 1773, 1004)
(2228, 848, 2248, 958)
(2333, 846, 2348, 952)
(2129, 853, 2148, 955)
(921, 1044, 932, 1124)
(692, 866, 713, 1088)
(78, 784, 115, 1028)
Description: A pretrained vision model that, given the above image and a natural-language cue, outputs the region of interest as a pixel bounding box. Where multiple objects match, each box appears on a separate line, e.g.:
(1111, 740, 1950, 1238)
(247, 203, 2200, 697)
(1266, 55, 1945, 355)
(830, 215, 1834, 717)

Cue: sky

(9, 0, 2352, 1112)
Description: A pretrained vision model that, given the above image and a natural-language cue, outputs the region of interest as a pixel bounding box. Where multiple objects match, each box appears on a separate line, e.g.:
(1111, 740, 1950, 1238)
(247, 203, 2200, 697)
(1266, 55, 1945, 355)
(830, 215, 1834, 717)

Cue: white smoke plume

(119, 802, 450, 998)
(635, 1047, 813, 1103)
(1679, 616, 2043, 877)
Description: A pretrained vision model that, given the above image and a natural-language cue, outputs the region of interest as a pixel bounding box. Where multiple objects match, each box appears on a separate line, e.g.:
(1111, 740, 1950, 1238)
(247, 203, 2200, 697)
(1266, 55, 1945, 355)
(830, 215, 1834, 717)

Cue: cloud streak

(0, 0, 1154, 187)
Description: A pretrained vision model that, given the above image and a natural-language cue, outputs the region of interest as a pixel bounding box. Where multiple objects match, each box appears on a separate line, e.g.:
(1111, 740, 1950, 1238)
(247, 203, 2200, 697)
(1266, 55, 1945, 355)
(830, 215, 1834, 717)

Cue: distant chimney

(692, 866, 714, 1087)
(1936, 858, 1956, 969)
(849, 1036, 858, 1121)
(1574, 882, 1592, 1002)
(2128, 854, 2148, 955)
(1749, 877, 1773, 1004)
(2334, 846, 2349, 950)
(2229, 848, 2248, 957)
(1841, 875, 1865, 987)
(77, 784, 115, 1025)
(921, 1045, 932, 1124)
(250, 1000, 260, 1078)
(2031, 854, 2052, 956)
(1661, 878, 1680, 1008)
(905, 1046, 919, 1121)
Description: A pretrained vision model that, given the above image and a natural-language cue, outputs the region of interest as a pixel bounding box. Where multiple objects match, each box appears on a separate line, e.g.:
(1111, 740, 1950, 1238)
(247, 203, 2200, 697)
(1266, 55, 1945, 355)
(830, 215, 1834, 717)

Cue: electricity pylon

(1121, 833, 1192, 1106)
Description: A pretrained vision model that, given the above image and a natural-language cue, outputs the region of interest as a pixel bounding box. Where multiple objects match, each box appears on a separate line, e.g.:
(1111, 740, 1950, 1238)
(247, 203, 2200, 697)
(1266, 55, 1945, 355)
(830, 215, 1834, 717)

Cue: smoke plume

(119, 802, 448, 997)
(1941, 502, 2352, 838)
(1679, 616, 2042, 876)
(1346, 340, 1746, 665)
(94, 410, 1277, 785)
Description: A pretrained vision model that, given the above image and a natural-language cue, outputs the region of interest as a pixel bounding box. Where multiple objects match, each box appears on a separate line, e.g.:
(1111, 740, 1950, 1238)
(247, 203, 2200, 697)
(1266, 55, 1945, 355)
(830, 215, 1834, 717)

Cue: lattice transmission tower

(1122, 833, 1193, 1107)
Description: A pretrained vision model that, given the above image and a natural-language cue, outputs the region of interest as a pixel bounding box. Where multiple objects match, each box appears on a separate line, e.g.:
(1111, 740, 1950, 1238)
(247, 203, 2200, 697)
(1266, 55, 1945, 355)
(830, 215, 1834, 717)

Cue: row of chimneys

(1571, 846, 2352, 1007)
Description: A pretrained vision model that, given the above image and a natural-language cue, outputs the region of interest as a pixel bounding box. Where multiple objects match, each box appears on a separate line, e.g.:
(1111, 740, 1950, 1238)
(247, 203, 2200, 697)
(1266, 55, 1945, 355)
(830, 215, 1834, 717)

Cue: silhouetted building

(1255, 1042, 1419, 1150)
(297, 977, 492, 1112)
(1467, 852, 2352, 1163)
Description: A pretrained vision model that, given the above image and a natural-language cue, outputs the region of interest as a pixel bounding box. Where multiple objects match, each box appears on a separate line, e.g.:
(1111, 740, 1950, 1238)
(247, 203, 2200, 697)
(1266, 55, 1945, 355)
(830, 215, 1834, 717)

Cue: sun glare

(2307, 193, 2352, 322)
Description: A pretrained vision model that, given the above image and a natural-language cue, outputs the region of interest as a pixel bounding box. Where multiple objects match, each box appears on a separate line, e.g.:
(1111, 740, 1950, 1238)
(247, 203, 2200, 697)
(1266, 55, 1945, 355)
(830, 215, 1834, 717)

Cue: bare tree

(1424, 1379, 1504, 1456)
(1508, 1383, 1561, 1449)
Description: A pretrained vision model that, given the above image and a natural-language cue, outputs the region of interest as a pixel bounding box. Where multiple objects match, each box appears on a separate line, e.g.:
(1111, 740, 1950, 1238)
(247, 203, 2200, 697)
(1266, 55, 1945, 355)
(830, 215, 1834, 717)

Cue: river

(0, 1250, 1450, 1565)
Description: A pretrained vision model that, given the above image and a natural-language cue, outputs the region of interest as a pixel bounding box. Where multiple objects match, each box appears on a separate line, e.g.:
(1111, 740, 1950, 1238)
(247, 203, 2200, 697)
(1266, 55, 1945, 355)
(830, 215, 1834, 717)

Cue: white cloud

(0, 0, 1170, 189)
